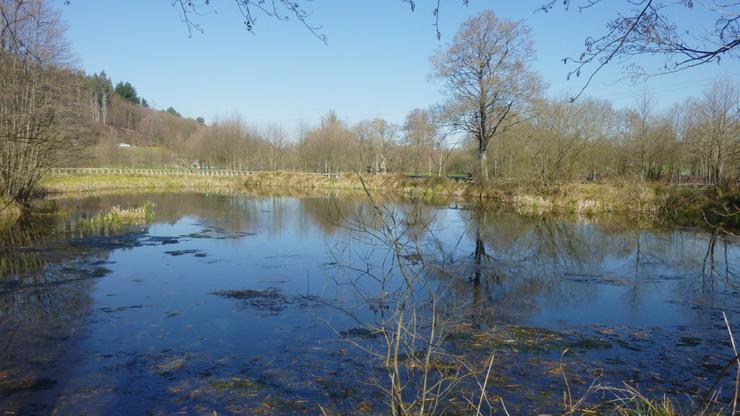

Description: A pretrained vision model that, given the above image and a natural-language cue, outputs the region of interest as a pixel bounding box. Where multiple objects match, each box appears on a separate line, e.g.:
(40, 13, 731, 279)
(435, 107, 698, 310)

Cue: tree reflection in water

(0, 192, 736, 414)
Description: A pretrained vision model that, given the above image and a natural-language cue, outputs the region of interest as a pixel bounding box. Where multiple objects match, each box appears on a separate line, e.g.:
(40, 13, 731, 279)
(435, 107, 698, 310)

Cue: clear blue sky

(60, 1, 738, 135)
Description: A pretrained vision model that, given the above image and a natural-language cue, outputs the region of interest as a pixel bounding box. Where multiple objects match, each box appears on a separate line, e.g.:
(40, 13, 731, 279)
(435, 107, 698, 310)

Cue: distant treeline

(86, 80, 740, 190)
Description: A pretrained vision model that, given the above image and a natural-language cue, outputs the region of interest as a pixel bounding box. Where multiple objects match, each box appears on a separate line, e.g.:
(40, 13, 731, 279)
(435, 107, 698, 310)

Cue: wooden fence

(47, 168, 338, 178)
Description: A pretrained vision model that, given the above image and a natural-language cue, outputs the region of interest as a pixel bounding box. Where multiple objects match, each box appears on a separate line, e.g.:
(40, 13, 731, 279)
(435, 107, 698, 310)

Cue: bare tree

(431, 11, 543, 182)
(522, 98, 596, 183)
(541, 0, 739, 100)
(265, 123, 287, 171)
(171, 0, 471, 41)
(0, 0, 83, 205)
(696, 78, 740, 187)
(403, 109, 436, 176)
(1, 0, 71, 64)
(328, 180, 502, 415)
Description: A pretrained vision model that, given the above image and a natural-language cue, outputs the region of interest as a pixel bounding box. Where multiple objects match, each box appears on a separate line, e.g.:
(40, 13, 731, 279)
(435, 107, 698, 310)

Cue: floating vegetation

(676, 336, 702, 347)
(100, 304, 147, 313)
(164, 249, 202, 257)
(0, 377, 57, 397)
(184, 226, 255, 240)
(212, 288, 324, 315)
(146, 236, 178, 245)
(153, 357, 187, 375)
(449, 325, 612, 354)
(213, 288, 283, 299)
(259, 396, 310, 412)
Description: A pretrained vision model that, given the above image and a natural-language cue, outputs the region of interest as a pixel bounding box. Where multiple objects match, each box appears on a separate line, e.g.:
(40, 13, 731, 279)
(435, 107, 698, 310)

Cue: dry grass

(42, 173, 240, 194)
(43, 171, 736, 228)
(82, 201, 155, 231)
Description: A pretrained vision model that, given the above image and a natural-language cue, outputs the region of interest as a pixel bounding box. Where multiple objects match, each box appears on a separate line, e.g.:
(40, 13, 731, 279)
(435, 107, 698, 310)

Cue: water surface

(1, 192, 738, 414)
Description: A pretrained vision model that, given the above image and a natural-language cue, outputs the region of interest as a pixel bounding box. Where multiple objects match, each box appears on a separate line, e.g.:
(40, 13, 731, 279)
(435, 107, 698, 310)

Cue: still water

(1, 192, 738, 414)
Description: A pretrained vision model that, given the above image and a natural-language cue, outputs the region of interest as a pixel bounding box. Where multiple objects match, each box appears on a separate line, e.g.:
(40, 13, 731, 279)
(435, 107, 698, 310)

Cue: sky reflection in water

(0, 192, 737, 414)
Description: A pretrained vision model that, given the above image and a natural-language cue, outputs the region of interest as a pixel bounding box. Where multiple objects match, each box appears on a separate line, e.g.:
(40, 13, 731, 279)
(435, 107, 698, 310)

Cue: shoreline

(28, 171, 740, 230)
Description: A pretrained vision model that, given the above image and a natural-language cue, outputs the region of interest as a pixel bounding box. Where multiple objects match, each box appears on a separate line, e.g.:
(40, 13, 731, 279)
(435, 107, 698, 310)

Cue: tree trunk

(479, 148, 489, 182)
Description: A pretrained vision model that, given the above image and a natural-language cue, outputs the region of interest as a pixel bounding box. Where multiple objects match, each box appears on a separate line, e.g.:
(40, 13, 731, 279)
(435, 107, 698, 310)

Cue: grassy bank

(238, 172, 739, 228)
(40, 171, 739, 229)
(42, 173, 240, 194)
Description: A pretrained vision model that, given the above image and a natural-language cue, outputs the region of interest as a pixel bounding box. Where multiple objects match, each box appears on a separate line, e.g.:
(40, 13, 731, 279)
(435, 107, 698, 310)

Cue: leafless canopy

(541, 0, 740, 100)
(1, 0, 70, 65)
(172, 0, 471, 41)
(1, 0, 84, 205)
(173, 0, 327, 42)
(431, 11, 543, 181)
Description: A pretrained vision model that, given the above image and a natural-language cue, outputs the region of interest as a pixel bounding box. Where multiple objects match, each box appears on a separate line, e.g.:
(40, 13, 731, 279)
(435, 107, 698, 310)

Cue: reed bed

(81, 201, 155, 231)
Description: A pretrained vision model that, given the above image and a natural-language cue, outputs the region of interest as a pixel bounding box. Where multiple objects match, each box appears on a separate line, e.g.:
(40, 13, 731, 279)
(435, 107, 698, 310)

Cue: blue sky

(61, 1, 738, 134)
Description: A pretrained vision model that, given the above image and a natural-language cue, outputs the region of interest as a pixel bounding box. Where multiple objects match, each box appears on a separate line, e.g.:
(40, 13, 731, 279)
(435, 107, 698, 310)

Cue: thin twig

(723, 311, 739, 416)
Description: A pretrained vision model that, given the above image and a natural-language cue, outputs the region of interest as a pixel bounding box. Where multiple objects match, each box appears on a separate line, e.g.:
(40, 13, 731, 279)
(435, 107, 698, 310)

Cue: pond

(1, 192, 738, 414)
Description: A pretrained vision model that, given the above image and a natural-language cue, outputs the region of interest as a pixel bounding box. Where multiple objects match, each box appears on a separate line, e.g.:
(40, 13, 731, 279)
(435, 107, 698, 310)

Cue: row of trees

(161, 81, 737, 186)
(427, 10, 738, 186)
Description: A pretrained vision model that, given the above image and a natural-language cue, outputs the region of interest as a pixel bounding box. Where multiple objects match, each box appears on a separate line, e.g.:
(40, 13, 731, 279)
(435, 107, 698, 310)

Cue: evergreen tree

(114, 81, 140, 104)
(165, 106, 181, 117)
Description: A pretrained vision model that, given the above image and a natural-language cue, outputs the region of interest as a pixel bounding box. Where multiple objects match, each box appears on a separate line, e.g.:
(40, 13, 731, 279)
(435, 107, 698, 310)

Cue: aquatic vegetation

(212, 288, 323, 315)
(2, 192, 738, 414)
(574, 198, 603, 216)
(208, 378, 266, 396)
(185, 226, 255, 240)
(164, 249, 203, 256)
(512, 194, 554, 214)
(565, 384, 729, 416)
(448, 325, 612, 355)
(0, 376, 57, 397)
(43, 172, 740, 230)
(81, 201, 155, 231)
(340, 328, 378, 339)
